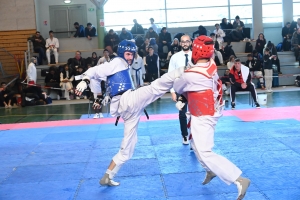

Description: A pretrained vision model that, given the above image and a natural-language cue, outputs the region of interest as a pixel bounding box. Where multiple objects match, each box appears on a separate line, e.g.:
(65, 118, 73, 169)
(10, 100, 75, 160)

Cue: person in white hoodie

(213, 24, 226, 48)
(26, 57, 37, 85)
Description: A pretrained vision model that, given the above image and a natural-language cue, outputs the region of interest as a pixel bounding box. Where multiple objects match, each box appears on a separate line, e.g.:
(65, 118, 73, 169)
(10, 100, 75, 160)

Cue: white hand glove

(102, 96, 111, 106)
(175, 101, 185, 111)
(76, 81, 88, 93)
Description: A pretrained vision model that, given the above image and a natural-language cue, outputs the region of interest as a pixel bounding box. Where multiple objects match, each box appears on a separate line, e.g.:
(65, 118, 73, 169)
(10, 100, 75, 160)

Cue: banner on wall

(100, 19, 104, 27)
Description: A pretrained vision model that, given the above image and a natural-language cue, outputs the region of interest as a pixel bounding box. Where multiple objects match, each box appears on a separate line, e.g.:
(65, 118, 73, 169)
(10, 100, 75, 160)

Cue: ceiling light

(64, 0, 71, 3)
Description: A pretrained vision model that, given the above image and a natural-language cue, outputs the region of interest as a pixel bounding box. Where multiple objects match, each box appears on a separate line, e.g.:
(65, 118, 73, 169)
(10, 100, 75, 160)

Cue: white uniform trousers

(46, 48, 58, 63)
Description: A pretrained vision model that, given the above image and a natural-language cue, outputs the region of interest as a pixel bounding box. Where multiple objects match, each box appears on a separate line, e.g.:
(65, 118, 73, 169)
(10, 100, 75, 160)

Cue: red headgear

(192, 35, 214, 64)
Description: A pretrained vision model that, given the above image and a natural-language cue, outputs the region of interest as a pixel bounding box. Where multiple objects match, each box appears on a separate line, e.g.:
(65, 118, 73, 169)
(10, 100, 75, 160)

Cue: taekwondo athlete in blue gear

(76, 39, 186, 186)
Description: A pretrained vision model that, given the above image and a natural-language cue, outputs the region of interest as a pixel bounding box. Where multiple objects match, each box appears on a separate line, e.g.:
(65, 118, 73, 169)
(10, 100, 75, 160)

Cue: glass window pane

(293, 3, 300, 17)
(104, 0, 165, 12)
(262, 4, 282, 17)
(229, 0, 252, 5)
(166, 0, 228, 9)
(293, 0, 300, 2)
(263, 17, 282, 23)
(262, 0, 282, 3)
(167, 21, 220, 28)
(230, 5, 252, 24)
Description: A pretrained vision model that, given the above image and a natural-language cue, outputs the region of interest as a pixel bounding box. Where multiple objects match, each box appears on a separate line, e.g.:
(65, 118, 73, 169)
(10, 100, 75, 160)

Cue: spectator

(145, 27, 159, 43)
(158, 27, 172, 53)
(290, 18, 300, 33)
(29, 31, 46, 65)
(167, 38, 181, 60)
(223, 41, 236, 61)
(0, 82, 17, 108)
(229, 26, 245, 42)
(227, 55, 236, 70)
(220, 18, 233, 30)
(149, 18, 158, 33)
(86, 52, 99, 67)
(210, 33, 219, 50)
(282, 22, 292, 51)
(221, 69, 231, 95)
(109, 46, 118, 59)
(73, 22, 85, 37)
(68, 51, 86, 71)
(97, 49, 111, 65)
(232, 15, 245, 29)
(291, 28, 300, 63)
(192, 25, 207, 38)
(27, 57, 37, 85)
(263, 48, 276, 92)
(229, 58, 260, 109)
(119, 28, 133, 41)
(131, 53, 146, 88)
(104, 29, 120, 54)
(45, 66, 61, 99)
(149, 38, 158, 54)
(213, 23, 226, 47)
(21, 86, 47, 107)
(60, 64, 74, 100)
(255, 33, 266, 56)
(265, 41, 281, 74)
(245, 54, 265, 90)
(131, 19, 144, 35)
(138, 38, 149, 58)
(74, 66, 87, 99)
(145, 46, 159, 82)
(252, 49, 263, 62)
(85, 22, 97, 40)
(46, 30, 59, 65)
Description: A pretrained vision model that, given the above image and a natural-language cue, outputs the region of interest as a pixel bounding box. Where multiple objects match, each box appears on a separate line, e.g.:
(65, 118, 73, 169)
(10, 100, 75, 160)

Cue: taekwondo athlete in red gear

(173, 35, 250, 200)
(75, 40, 186, 186)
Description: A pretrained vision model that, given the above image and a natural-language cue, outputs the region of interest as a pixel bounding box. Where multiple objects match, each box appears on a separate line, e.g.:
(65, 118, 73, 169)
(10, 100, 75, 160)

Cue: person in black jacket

(220, 18, 233, 30)
(245, 54, 265, 89)
(263, 48, 276, 92)
(0, 82, 17, 107)
(145, 46, 159, 82)
(68, 51, 86, 72)
(265, 41, 281, 74)
(229, 26, 245, 42)
(131, 19, 144, 35)
(158, 27, 172, 53)
(73, 22, 85, 37)
(192, 25, 207, 38)
(45, 67, 62, 98)
(255, 33, 266, 56)
(29, 31, 46, 65)
(104, 29, 120, 54)
(282, 22, 292, 51)
(85, 23, 97, 40)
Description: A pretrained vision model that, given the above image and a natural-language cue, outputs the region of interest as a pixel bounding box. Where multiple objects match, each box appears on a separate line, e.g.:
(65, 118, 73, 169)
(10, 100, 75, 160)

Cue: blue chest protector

(107, 67, 135, 98)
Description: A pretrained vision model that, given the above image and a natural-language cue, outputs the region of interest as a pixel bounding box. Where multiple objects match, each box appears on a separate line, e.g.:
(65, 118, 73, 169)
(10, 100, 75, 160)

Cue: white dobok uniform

(84, 57, 183, 170)
(173, 59, 242, 185)
(130, 55, 146, 87)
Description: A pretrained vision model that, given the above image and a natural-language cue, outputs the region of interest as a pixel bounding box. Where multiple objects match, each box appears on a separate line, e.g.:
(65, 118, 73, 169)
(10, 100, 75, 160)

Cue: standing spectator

(149, 38, 158, 54)
(104, 29, 120, 54)
(149, 18, 158, 33)
(46, 30, 59, 65)
(85, 22, 97, 40)
(291, 28, 300, 63)
(245, 54, 265, 90)
(45, 67, 61, 99)
(145, 46, 159, 82)
(232, 15, 245, 29)
(60, 64, 74, 100)
(27, 57, 37, 85)
(263, 48, 276, 92)
(229, 58, 260, 109)
(220, 18, 233, 30)
(282, 22, 292, 51)
(192, 25, 207, 38)
(213, 23, 225, 47)
(73, 22, 85, 37)
(68, 51, 86, 71)
(145, 27, 159, 43)
(131, 53, 146, 88)
(168, 35, 192, 145)
(255, 33, 266, 56)
(97, 49, 111, 65)
(119, 28, 133, 41)
(131, 19, 144, 35)
(265, 41, 281, 74)
(29, 31, 46, 65)
(158, 27, 172, 53)
(0, 82, 17, 108)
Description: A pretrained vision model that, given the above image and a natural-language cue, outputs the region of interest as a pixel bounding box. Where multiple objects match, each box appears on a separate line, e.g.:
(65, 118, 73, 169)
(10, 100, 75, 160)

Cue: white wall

(35, 0, 96, 37)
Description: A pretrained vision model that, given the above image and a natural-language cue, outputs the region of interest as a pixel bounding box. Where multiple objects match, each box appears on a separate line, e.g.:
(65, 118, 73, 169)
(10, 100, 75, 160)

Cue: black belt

(115, 109, 149, 126)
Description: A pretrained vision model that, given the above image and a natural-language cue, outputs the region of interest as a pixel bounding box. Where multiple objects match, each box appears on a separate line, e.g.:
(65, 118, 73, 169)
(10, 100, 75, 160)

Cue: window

(229, 0, 252, 5)
(104, 0, 164, 12)
(166, 0, 228, 9)
(262, 4, 282, 23)
(230, 5, 253, 24)
(293, 2, 300, 19)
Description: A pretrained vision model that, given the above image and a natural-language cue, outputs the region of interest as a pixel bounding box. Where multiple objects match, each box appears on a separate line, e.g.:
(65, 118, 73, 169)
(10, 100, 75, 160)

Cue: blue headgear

(117, 40, 136, 64)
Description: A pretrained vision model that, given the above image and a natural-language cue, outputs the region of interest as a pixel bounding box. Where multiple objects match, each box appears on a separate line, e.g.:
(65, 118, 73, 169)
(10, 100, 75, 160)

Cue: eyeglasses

(181, 41, 191, 44)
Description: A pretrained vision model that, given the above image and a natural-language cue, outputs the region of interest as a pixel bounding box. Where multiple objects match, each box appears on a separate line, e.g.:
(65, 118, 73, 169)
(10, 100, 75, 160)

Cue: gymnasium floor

(0, 89, 300, 200)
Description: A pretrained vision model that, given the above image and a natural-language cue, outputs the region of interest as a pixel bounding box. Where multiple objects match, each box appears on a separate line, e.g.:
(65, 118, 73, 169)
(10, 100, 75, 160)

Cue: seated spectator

(245, 54, 265, 90)
(74, 66, 87, 99)
(158, 27, 171, 53)
(144, 46, 159, 82)
(290, 18, 300, 33)
(220, 18, 233, 30)
(167, 38, 181, 60)
(104, 29, 120, 54)
(60, 64, 74, 100)
(291, 28, 300, 64)
(252, 49, 263, 62)
(138, 38, 149, 58)
(109, 46, 118, 59)
(97, 49, 111, 65)
(131, 53, 146, 88)
(149, 18, 158, 33)
(46, 30, 59, 64)
(119, 28, 133, 41)
(282, 22, 292, 51)
(265, 41, 281, 74)
(21, 85, 47, 107)
(220, 69, 231, 95)
(227, 55, 236, 69)
(223, 42, 236, 61)
(213, 23, 226, 47)
(85, 52, 99, 67)
(229, 58, 260, 109)
(29, 31, 46, 65)
(85, 22, 97, 40)
(263, 48, 276, 92)
(45, 67, 62, 99)
(0, 82, 17, 108)
(149, 38, 158, 54)
(68, 51, 86, 71)
(255, 33, 266, 56)
(26, 57, 37, 85)
(232, 15, 245, 29)
(73, 22, 85, 37)
(229, 26, 245, 42)
(192, 25, 207, 38)
(145, 27, 159, 43)
(131, 19, 145, 35)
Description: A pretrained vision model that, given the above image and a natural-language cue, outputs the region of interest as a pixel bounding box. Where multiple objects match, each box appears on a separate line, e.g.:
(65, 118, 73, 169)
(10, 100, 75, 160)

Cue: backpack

(296, 76, 300, 87)
(276, 43, 283, 52)
(245, 42, 253, 53)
